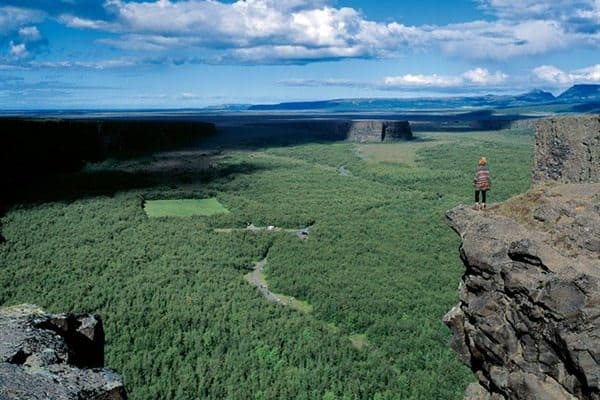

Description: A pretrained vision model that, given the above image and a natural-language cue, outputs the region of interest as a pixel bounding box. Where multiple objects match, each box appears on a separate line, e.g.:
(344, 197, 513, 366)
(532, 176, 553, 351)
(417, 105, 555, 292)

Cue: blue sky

(0, 0, 599, 108)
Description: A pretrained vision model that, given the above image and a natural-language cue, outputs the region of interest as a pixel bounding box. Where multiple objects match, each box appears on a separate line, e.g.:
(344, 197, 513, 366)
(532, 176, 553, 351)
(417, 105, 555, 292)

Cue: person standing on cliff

(474, 156, 491, 210)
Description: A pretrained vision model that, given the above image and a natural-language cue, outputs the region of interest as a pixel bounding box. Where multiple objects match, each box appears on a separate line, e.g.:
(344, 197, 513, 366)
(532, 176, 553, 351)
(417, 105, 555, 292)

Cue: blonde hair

(478, 157, 487, 166)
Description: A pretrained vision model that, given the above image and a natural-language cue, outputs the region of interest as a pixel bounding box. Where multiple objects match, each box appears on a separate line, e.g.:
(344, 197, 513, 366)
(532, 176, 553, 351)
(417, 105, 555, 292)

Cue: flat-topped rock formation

(0, 304, 126, 399)
(444, 115, 600, 400)
(335, 120, 413, 142)
(249, 119, 413, 142)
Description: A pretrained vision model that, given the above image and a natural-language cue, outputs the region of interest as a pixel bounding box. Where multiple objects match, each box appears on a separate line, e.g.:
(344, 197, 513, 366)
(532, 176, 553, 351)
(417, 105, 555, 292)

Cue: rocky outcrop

(444, 115, 600, 400)
(337, 120, 412, 142)
(0, 304, 126, 399)
(533, 115, 600, 184)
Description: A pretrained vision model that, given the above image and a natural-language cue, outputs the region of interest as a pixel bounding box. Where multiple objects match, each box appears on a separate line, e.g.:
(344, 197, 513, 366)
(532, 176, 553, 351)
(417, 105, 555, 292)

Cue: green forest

(0, 128, 534, 399)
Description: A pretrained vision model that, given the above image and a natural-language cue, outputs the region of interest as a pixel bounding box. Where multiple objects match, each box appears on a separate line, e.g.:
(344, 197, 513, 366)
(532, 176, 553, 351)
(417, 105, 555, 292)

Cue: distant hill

(246, 90, 559, 112)
(556, 84, 600, 102)
(205, 84, 600, 113)
(514, 89, 556, 103)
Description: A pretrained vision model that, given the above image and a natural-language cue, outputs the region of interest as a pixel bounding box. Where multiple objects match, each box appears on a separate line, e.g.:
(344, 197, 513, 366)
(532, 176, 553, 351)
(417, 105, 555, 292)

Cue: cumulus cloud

(3, 0, 600, 66)
(478, 0, 600, 34)
(18, 26, 42, 42)
(462, 68, 508, 84)
(383, 68, 508, 89)
(9, 42, 28, 58)
(0, 7, 44, 36)
(282, 68, 508, 91)
(533, 64, 600, 85)
(0, 7, 47, 63)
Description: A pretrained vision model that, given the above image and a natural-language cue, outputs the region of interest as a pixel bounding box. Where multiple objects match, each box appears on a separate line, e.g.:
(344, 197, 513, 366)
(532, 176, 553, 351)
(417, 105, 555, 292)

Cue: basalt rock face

(0, 304, 126, 399)
(444, 115, 600, 400)
(338, 120, 413, 142)
(533, 115, 600, 184)
(266, 119, 413, 142)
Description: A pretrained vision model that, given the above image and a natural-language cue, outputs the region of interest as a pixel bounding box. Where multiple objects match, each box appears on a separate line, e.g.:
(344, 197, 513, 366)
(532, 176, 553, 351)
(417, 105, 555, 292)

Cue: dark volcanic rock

(382, 121, 413, 141)
(444, 115, 600, 400)
(335, 120, 413, 142)
(444, 190, 599, 400)
(0, 304, 126, 400)
(534, 115, 600, 184)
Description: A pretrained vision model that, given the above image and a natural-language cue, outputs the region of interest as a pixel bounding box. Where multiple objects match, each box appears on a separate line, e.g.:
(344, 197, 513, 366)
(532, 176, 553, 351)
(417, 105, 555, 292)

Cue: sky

(0, 0, 599, 109)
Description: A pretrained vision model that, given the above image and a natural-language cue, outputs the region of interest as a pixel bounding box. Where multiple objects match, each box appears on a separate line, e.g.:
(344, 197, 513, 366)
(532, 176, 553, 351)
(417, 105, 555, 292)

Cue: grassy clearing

(349, 333, 369, 349)
(355, 129, 532, 169)
(357, 138, 451, 166)
(144, 198, 230, 217)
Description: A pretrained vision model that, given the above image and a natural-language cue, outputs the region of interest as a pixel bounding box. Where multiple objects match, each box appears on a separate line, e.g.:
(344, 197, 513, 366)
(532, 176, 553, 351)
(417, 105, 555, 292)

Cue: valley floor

(0, 128, 534, 399)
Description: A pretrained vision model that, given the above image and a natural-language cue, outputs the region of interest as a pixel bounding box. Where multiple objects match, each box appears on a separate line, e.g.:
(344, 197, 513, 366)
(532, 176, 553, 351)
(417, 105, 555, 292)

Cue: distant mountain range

(238, 84, 600, 112)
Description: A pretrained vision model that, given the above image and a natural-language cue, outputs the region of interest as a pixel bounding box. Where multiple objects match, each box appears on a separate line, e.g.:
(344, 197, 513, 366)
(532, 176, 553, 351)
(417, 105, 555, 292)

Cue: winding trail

(244, 250, 312, 313)
(244, 256, 283, 303)
(337, 165, 352, 176)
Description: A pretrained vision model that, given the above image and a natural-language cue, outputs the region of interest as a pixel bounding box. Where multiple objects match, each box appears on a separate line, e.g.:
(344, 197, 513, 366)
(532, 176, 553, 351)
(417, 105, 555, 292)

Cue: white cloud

(18, 26, 42, 42)
(478, 0, 594, 21)
(279, 78, 368, 88)
(0, 7, 45, 36)
(29, 58, 138, 69)
(533, 64, 600, 85)
(4, 0, 597, 66)
(81, 0, 598, 63)
(384, 74, 462, 88)
(462, 68, 508, 85)
(383, 68, 508, 89)
(9, 41, 28, 58)
(59, 15, 114, 30)
(433, 19, 574, 61)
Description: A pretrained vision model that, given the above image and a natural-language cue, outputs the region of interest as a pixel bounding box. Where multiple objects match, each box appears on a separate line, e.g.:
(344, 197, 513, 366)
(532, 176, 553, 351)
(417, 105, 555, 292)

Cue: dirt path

(215, 224, 312, 239)
(244, 251, 312, 312)
(337, 165, 351, 176)
(244, 256, 283, 303)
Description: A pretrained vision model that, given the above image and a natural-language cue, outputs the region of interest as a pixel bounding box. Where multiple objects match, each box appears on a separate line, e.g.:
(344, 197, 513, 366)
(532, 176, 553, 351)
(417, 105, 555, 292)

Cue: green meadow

(0, 128, 534, 399)
(144, 198, 230, 217)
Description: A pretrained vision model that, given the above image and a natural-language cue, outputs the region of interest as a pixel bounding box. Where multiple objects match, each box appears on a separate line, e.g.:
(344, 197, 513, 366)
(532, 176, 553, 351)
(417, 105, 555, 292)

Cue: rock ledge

(444, 184, 599, 399)
(0, 304, 127, 399)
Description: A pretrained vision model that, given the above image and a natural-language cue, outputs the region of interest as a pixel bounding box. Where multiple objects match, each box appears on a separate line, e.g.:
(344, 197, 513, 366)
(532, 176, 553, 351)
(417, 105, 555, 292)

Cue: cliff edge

(0, 304, 126, 399)
(444, 115, 600, 400)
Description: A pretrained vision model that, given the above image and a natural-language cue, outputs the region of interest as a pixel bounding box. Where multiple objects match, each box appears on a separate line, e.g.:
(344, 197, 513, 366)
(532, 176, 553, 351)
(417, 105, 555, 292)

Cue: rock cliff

(0, 304, 126, 399)
(253, 119, 413, 142)
(444, 115, 600, 400)
(338, 120, 413, 142)
(533, 115, 600, 184)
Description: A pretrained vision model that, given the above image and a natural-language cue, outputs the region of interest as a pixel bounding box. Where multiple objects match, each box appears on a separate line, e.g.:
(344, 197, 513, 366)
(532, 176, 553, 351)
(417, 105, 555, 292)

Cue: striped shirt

(474, 165, 491, 190)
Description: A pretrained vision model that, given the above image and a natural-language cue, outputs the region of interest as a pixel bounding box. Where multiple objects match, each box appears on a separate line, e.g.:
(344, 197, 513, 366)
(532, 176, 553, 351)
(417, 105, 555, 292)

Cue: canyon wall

(0, 118, 216, 187)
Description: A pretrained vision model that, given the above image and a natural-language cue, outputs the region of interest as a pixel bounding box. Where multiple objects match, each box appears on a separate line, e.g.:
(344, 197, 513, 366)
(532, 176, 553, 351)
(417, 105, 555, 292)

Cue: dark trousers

(475, 190, 487, 203)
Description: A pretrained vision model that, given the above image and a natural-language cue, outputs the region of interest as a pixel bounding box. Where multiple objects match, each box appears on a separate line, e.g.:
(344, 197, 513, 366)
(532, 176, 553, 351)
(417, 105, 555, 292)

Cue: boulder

(0, 304, 126, 399)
